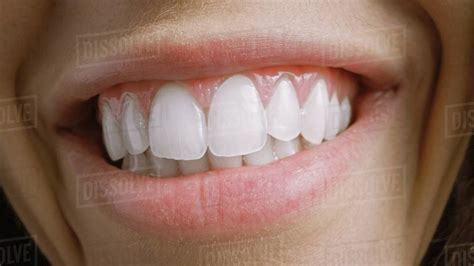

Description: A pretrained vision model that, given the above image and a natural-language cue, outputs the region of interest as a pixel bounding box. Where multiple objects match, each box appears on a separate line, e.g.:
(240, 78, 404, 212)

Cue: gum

(98, 66, 358, 119)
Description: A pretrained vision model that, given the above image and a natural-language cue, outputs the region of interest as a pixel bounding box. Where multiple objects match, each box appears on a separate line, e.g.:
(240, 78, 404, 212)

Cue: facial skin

(0, 0, 472, 265)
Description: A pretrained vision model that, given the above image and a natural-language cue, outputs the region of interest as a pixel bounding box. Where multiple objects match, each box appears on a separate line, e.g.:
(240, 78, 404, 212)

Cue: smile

(54, 33, 401, 238)
(99, 66, 356, 176)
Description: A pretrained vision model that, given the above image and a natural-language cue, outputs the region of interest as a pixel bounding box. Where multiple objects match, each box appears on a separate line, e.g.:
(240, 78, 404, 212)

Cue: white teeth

(340, 97, 352, 132)
(273, 137, 301, 159)
(244, 136, 276, 166)
(121, 95, 149, 155)
(102, 103, 127, 161)
(324, 93, 342, 140)
(208, 75, 267, 157)
(104, 72, 353, 176)
(148, 83, 207, 160)
(178, 156, 209, 175)
(265, 77, 301, 141)
(122, 153, 149, 174)
(146, 149, 179, 177)
(301, 79, 329, 145)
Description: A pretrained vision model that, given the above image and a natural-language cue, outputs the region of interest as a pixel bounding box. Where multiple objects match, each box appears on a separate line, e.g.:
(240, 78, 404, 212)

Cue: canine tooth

(122, 153, 149, 174)
(208, 152, 242, 169)
(178, 156, 209, 175)
(301, 79, 329, 144)
(340, 97, 352, 131)
(244, 136, 276, 166)
(121, 95, 149, 155)
(208, 75, 267, 157)
(102, 103, 127, 161)
(273, 138, 301, 159)
(265, 77, 301, 141)
(146, 149, 179, 177)
(324, 93, 342, 140)
(149, 83, 207, 160)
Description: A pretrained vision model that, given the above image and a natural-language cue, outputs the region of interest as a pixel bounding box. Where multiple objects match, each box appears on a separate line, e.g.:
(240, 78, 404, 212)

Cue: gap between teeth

(101, 74, 352, 177)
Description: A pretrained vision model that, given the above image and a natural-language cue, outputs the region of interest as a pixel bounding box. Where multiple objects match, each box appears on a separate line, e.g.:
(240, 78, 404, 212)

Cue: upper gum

(98, 66, 358, 118)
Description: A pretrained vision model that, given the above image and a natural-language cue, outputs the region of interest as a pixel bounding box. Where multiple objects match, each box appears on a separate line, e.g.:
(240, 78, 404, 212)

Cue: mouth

(54, 32, 402, 239)
(100, 66, 357, 173)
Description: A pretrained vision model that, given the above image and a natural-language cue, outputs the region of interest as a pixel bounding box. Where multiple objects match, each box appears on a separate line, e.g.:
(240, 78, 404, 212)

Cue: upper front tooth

(121, 95, 149, 155)
(265, 77, 301, 141)
(102, 102, 127, 161)
(324, 92, 342, 140)
(148, 83, 207, 160)
(207, 75, 267, 157)
(301, 79, 329, 145)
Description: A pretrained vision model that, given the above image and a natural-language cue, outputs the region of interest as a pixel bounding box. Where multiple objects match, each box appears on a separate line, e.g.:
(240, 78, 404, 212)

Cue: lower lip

(62, 93, 379, 239)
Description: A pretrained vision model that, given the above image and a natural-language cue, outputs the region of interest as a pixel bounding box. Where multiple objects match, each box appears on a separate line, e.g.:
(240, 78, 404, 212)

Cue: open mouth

(99, 66, 357, 176)
(53, 33, 402, 239)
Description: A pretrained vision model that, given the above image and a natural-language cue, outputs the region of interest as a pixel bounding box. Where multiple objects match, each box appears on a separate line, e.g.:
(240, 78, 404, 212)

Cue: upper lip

(51, 27, 405, 127)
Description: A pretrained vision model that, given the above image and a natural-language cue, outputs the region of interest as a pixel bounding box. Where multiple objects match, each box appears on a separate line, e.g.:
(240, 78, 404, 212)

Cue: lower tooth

(122, 153, 149, 174)
(146, 149, 178, 177)
(178, 156, 209, 175)
(244, 136, 276, 166)
(301, 136, 316, 150)
(273, 138, 301, 159)
(208, 152, 242, 169)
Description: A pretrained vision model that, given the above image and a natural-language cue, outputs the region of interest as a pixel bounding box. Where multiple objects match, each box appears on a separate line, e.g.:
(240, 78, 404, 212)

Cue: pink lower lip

(61, 94, 380, 239)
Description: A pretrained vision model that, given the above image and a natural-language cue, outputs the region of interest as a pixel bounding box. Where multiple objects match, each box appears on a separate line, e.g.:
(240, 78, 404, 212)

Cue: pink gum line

(98, 66, 359, 119)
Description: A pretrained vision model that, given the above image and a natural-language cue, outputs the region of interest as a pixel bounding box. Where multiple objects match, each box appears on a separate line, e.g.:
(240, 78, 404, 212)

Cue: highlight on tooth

(98, 67, 355, 176)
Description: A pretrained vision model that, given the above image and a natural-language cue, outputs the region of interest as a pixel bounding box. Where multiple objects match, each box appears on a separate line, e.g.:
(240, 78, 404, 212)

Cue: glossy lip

(53, 31, 402, 239)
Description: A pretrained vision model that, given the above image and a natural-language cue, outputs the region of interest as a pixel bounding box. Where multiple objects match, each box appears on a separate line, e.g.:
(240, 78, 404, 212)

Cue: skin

(0, 0, 472, 265)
